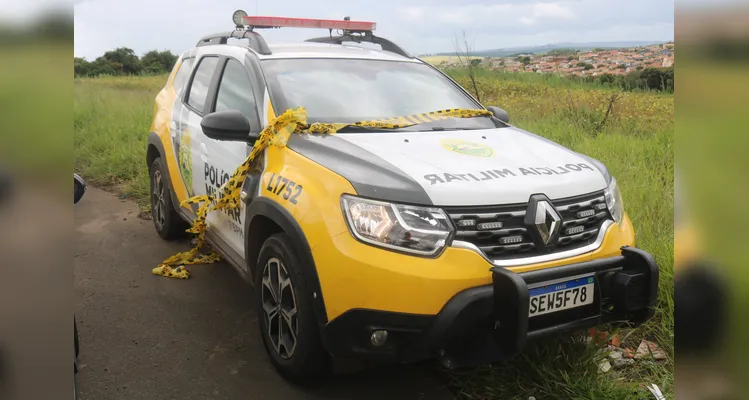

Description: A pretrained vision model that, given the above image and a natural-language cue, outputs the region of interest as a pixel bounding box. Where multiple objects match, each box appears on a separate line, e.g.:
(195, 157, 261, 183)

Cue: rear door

(178, 54, 221, 216)
(200, 56, 262, 255)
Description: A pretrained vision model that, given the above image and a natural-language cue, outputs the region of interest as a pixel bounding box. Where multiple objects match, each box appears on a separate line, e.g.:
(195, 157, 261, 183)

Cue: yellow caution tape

(153, 107, 491, 279)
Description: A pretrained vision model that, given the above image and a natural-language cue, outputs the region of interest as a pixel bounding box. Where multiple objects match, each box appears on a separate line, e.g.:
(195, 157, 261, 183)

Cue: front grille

(446, 191, 612, 261)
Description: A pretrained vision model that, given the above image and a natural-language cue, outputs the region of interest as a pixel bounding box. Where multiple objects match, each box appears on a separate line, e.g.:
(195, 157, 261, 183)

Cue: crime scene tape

(152, 106, 492, 279)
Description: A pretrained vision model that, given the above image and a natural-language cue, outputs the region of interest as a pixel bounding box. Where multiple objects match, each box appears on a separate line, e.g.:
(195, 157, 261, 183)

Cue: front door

(199, 57, 260, 255)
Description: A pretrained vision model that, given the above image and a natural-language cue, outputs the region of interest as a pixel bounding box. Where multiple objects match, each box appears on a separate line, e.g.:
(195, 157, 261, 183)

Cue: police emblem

(439, 139, 495, 157)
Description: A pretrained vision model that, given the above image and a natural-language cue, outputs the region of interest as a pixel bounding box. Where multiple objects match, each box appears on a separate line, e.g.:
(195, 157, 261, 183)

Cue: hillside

(423, 41, 669, 57)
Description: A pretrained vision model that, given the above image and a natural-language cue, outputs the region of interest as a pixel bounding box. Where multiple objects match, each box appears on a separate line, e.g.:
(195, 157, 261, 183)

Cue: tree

(470, 58, 481, 67)
(100, 47, 141, 75)
(598, 73, 616, 85)
(454, 31, 481, 102)
(577, 62, 587, 67)
(584, 64, 594, 71)
(141, 50, 178, 74)
(640, 67, 674, 91)
(74, 57, 91, 77)
(662, 66, 674, 92)
(88, 58, 116, 76)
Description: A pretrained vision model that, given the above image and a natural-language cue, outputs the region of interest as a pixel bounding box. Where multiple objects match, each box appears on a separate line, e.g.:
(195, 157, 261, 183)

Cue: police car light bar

(242, 16, 376, 31)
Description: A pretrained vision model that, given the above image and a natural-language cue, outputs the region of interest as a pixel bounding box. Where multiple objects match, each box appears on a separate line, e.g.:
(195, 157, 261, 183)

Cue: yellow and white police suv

(146, 11, 659, 380)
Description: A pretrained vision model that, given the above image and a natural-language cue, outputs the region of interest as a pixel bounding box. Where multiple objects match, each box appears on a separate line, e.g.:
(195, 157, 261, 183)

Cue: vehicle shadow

(74, 187, 453, 400)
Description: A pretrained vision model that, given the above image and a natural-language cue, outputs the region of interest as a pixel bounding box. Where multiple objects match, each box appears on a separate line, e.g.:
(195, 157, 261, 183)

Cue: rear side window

(186, 56, 219, 113)
(214, 59, 257, 120)
(172, 57, 195, 96)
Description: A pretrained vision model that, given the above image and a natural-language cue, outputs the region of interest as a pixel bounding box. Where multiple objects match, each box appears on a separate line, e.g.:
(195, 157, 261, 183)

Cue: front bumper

(322, 246, 658, 367)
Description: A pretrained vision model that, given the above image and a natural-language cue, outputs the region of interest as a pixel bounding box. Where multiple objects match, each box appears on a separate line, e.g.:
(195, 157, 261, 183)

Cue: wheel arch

(146, 132, 182, 212)
(146, 137, 162, 169)
(245, 197, 329, 327)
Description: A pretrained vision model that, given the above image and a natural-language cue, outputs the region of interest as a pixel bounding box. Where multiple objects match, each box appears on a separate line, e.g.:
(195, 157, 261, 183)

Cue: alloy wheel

(261, 257, 298, 359)
(152, 169, 166, 230)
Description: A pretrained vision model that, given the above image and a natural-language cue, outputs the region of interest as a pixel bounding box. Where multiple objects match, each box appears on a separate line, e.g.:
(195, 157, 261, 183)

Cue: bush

(74, 48, 178, 77)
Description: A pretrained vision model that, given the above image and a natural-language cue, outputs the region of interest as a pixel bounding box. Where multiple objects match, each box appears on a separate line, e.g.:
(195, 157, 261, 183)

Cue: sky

(6, 0, 681, 59)
(69, 0, 676, 59)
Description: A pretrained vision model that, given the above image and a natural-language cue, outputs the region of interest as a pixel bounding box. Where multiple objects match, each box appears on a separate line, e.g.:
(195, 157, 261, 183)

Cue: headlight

(604, 178, 625, 225)
(341, 195, 454, 256)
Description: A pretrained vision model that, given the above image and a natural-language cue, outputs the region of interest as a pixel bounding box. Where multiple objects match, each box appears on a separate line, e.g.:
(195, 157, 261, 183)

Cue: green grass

(74, 75, 166, 205)
(74, 72, 674, 399)
(442, 73, 673, 399)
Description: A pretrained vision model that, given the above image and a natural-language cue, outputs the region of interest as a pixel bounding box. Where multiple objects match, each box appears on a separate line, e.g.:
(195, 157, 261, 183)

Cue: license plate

(528, 275, 595, 317)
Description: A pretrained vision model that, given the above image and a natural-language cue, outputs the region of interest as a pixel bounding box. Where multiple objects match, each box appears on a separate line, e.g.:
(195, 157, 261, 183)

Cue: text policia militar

(205, 162, 241, 224)
(423, 163, 596, 185)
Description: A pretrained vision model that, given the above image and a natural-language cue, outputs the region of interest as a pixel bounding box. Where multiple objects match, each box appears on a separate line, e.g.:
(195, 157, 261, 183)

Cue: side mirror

(487, 106, 510, 124)
(74, 174, 87, 204)
(200, 110, 259, 142)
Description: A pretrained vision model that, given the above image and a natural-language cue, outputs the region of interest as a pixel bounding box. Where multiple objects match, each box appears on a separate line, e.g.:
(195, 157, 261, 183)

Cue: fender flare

(146, 132, 182, 211)
(244, 197, 329, 327)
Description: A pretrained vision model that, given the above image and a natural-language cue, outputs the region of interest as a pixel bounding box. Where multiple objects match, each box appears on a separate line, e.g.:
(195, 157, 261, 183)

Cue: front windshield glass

(261, 58, 498, 130)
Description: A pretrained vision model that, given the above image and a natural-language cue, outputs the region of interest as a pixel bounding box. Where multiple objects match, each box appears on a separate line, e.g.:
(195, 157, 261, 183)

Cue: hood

(287, 127, 609, 206)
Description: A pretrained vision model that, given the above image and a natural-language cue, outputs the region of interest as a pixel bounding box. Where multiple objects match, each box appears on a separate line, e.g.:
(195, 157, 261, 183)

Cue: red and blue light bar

(242, 16, 376, 31)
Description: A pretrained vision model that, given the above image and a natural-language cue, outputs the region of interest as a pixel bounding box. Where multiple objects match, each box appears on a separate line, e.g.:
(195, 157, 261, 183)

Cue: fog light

(370, 330, 388, 347)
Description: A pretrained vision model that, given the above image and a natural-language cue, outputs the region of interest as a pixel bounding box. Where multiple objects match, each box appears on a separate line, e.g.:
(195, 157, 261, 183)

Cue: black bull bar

(426, 246, 659, 367)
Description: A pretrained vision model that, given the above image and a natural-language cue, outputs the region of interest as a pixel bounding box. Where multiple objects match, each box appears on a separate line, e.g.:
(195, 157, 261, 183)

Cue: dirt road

(74, 187, 453, 400)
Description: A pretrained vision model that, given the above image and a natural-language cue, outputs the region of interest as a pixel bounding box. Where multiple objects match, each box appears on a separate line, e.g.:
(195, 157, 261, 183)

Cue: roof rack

(196, 11, 412, 58)
(196, 30, 271, 55)
(305, 31, 412, 58)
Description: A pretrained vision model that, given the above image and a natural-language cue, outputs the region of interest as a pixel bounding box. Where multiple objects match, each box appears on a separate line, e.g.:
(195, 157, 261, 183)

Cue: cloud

(520, 16, 537, 26)
(400, 6, 425, 21)
(73, 0, 674, 58)
(532, 2, 574, 19)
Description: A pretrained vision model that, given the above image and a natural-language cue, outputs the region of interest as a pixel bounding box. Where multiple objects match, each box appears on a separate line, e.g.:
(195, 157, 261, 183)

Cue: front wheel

(255, 233, 330, 382)
(149, 157, 187, 240)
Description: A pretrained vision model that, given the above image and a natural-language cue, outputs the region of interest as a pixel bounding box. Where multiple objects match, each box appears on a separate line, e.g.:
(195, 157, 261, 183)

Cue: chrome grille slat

(446, 191, 612, 262)
(561, 211, 608, 228)
(455, 227, 528, 238)
(555, 196, 605, 212)
(449, 210, 526, 220)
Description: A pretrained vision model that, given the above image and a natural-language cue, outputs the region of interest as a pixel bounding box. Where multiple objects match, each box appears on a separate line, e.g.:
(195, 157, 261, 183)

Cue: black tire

(74, 319, 79, 359)
(74, 319, 79, 374)
(149, 157, 188, 240)
(255, 233, 330, 382)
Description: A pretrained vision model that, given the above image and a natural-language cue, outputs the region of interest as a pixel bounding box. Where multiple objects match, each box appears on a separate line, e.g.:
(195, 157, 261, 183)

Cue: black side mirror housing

(74, 174, 87, 204)
(487, 106, 510, 124)
(200, 110, 259, 143)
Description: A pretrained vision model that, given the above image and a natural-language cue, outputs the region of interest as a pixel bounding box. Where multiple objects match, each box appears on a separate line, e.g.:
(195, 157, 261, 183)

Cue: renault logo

(524, 194, 562, 248)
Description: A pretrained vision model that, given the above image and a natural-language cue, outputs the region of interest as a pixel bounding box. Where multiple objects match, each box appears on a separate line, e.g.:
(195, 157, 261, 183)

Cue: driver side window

(214, 59, 258, 124)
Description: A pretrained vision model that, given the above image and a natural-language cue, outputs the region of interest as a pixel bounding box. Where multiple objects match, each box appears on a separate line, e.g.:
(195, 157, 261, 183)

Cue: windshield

(261, 58, 498, 130)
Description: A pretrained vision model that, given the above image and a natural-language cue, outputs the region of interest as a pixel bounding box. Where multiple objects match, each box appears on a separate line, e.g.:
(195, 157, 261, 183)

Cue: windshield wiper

(335, 125, 406, 133)
(410, 126, 481, 132)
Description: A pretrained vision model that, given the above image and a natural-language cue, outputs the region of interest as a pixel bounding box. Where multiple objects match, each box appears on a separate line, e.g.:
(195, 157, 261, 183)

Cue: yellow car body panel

(150, 57, 189, 204)
(257, 145, 637, 322)
(259, 146, 355, 249)
(311, 197, 634, 320)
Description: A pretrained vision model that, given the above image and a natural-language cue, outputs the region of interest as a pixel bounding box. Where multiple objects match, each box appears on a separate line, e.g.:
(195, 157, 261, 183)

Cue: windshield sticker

(424, 163, 595, 185)
(439, 139, 494, 158)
